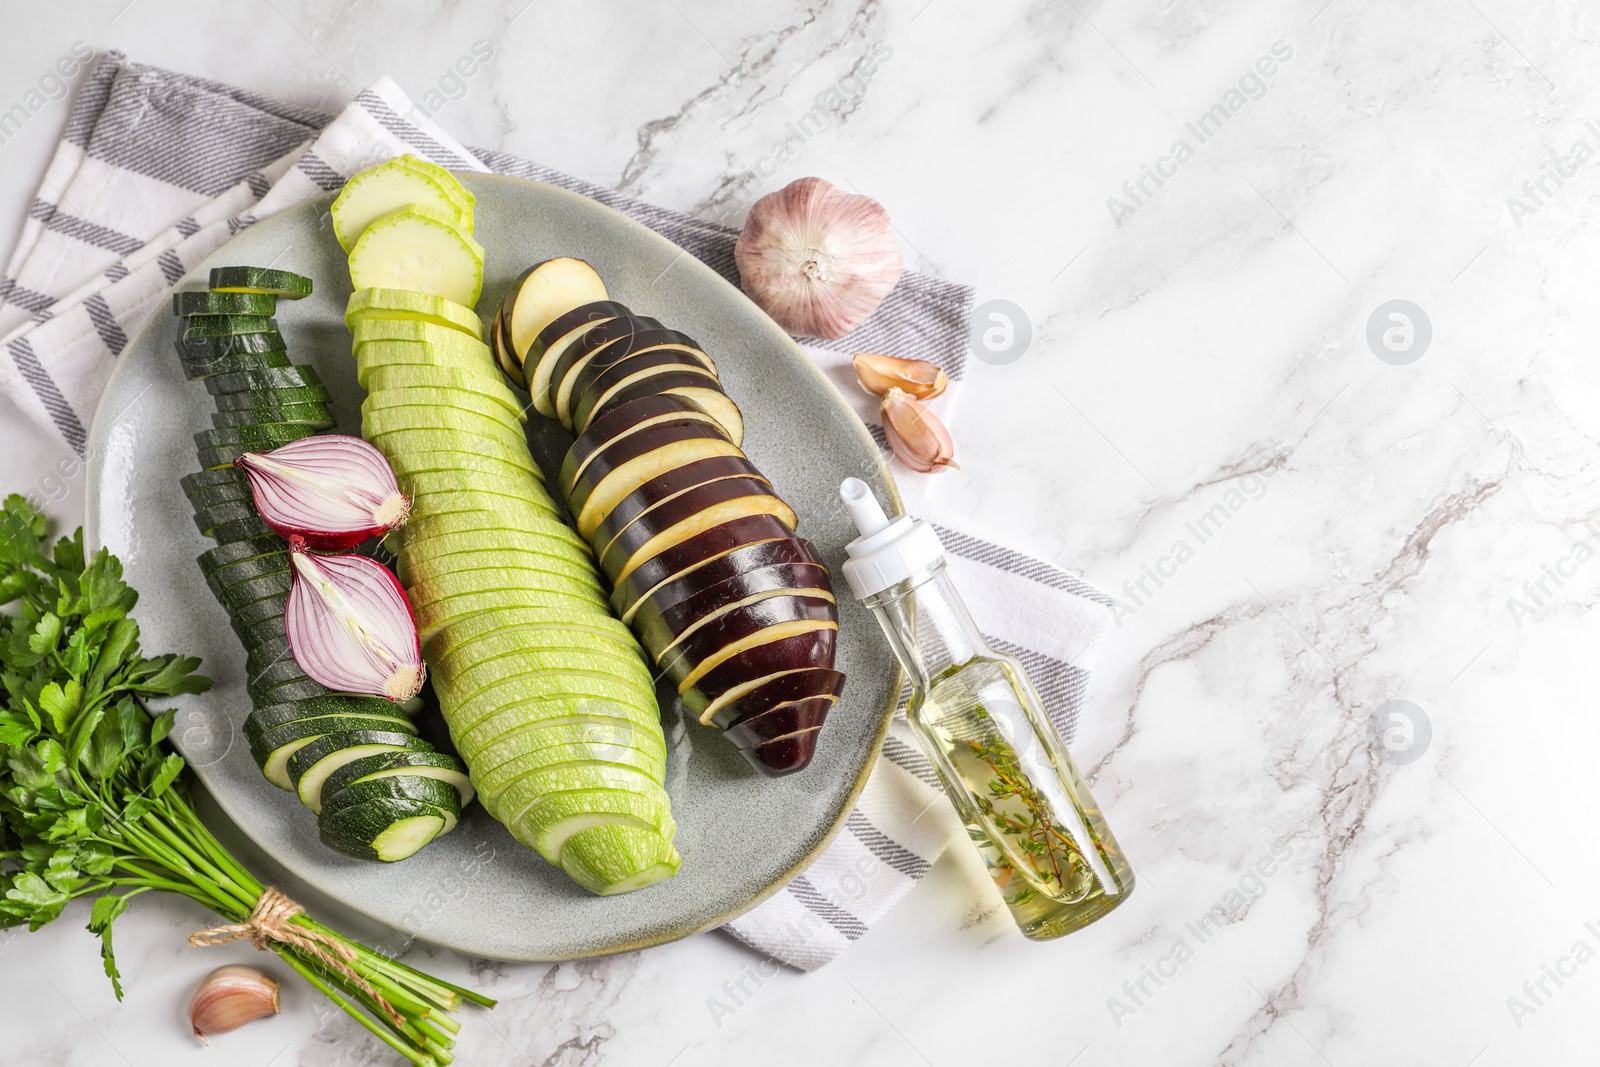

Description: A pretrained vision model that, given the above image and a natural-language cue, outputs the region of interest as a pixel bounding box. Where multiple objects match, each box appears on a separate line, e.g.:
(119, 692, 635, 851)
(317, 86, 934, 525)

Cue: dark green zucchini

(213, 383, 331, 410)
(209, 266, 313, 299)
(251, 677, 328, 706)
(182, 467, 250, 495)
(199, 534, 283, 576)
(288, 730, 434, 811)
(215, 571, 291, 613)
(205, 515, 275, 543)
(178, 331, 287, 361)
(181, 315, 279, 339)
(178, 346, 292, 380)
(173, 290, 277, 316)
(248, 717, 421, 781)
(196, 424, 316, 453)
(204, 366, 323, 396)
(321, 775, 460, 818)
(320, 749, 473, 809)
(193, 500, 263, 538)
(211, 403, 333, 430)
(245, 695, 409, 733)
(230, 594, 289, 628)
(318, 797, 453, 861)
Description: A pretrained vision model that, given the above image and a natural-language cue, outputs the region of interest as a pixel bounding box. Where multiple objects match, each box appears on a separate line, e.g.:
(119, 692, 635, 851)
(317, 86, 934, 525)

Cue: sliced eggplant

(632, 562, 833, 660)
(569, 349, 719, 436)
(561, 395, 732, 495)
(506, 258, 609, 376)
(656, 594, 837, 684)
(680, 626, 839, 713)
(583, 453, 766, 553)
(609, 514, 801, 621)
(523, 300, 631, 417)
(708, 667, 847, 732)
(565, 421, 743, 540)
(599, 478, 796, 583)
(587, 371, 743, 445)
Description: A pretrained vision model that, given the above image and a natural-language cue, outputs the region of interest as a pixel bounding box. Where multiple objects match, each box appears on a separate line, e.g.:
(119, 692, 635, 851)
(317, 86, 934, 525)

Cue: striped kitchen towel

(0, 51, 1115, 969)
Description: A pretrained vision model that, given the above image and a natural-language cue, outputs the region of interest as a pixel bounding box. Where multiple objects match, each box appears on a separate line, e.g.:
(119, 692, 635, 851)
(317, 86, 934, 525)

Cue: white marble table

(2, 1, 1594, 1064)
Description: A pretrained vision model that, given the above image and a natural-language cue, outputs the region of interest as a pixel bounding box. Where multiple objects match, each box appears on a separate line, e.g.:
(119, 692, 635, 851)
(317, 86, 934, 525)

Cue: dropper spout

(839, 477, 890, 537)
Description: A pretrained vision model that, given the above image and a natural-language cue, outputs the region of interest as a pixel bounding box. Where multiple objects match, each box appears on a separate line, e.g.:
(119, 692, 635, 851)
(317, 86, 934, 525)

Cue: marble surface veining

(2, 1, 1597, 1064)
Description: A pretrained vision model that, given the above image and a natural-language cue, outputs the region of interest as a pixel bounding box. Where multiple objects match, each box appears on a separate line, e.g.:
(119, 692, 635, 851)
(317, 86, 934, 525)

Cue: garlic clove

(853, 352, 948, 401)
(734, 176, 903, 340)
(189, 964, 280, 1043)
(880, 387, 958, 474)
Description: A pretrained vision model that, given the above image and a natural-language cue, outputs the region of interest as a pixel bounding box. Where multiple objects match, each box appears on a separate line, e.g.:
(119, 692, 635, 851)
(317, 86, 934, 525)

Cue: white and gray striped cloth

(0, 52, 1115, 969)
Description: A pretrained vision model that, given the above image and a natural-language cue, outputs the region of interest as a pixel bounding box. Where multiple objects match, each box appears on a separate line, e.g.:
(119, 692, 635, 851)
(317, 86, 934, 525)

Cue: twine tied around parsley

(189, 886, 404, 1027)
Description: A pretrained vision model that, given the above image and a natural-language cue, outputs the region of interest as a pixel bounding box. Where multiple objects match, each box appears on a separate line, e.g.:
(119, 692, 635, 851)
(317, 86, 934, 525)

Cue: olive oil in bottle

(839, 479, 1134, 939)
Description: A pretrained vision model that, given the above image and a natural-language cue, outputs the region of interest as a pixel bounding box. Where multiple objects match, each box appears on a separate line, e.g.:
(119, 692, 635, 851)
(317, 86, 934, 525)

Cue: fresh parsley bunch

(0, 496, 489, 1065)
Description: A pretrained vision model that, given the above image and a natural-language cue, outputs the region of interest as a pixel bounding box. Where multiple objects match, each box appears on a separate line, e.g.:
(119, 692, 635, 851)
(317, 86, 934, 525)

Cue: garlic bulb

(735, 177, 903, 340)
(189, 964, 280, 1042)
(881, 387, 958, 474)
(853, 352, 948, 401)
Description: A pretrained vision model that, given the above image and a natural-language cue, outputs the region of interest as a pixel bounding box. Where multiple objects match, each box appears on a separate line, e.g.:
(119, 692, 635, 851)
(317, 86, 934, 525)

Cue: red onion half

(286, 539, 425, 701)
(235, 434, 408, 551)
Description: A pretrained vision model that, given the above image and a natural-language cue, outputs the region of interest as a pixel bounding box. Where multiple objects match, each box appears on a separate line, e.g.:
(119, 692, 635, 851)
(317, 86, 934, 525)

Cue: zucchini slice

(346, 289, 483, 341)
(347, 205, 484, 307)
(320, 774, 461, 818)
(181, 349, 293, 381)
(248, 717, 421, 783)
(198, 533, 282, 575)
(320, 750, 474, 810)
(211, 403, 334, 429)
(214, 383, 332, 410)
(318, 798, 454, 862)
(288, 731, 435, 812)
(330, 158, 473, 252)
(208, 266, 314, 299)
(392, 155, 475, 215)
(205, 365, 324, 396)
(178, 331, 288, 361)
(173, 290, 277, 317)
(181, 315, 279, 339)
(195, 424, 316, 454)
(205, 515, 276, 544)
(193, 500, 265, 538)
(245, 695, 412, 732)
(184, 479, 252, 511)
(254, 678, 330, 705)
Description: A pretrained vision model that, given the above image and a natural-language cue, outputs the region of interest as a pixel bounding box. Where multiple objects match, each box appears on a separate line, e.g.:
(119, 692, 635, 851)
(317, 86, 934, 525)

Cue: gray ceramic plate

(84, 173, 899, 962)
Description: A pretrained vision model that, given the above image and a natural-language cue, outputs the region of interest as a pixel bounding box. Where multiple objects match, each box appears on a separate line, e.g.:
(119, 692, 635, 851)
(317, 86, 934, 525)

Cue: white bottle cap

(838, 478, 946, 599)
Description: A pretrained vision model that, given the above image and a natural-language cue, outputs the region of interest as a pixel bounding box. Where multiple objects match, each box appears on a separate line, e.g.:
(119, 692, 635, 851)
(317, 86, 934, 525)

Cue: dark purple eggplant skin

(568, 329, 707, 397)
(631, 560, 831, 658)
(545, 314, 665, 417)
(570, 348, 716, 434)
(585, 457, 765, 556)
(525, 299, 632, 364)
(609, 515, 801, 620)
(655, 595, 838, 685)
(563, 419, 734, 522)
(732, 696, 836, 775)
(583, 372, 733, 435)
(598, 477, 785, 581)
(710, 667, 846, 733)
(560, 394, 729, 498)
(678, 626, 838, 716)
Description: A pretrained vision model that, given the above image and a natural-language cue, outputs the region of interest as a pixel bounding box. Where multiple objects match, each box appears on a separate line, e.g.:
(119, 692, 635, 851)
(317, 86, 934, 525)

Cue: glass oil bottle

(839, 478, 1135, 939)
